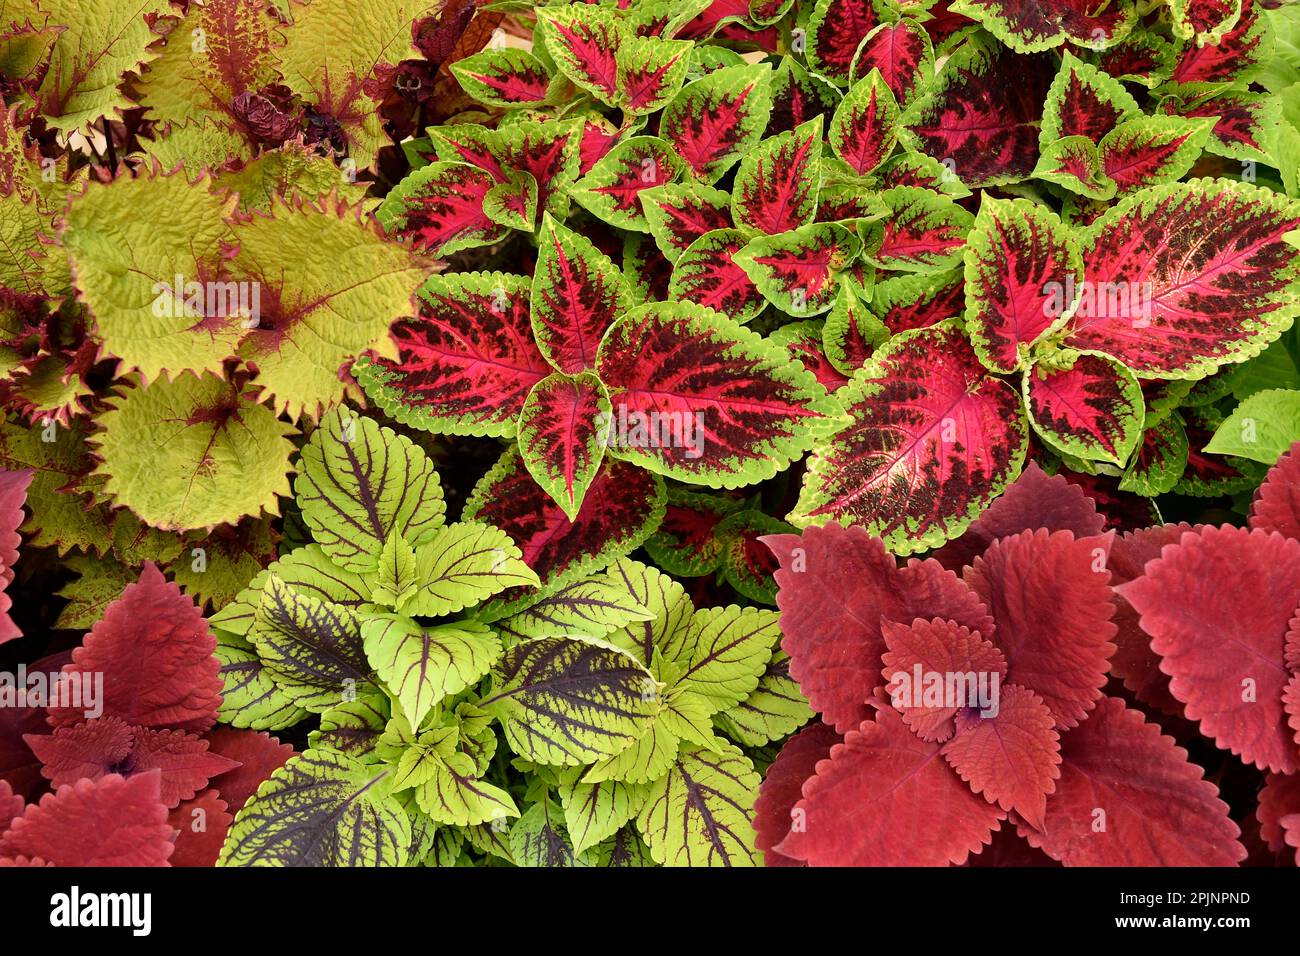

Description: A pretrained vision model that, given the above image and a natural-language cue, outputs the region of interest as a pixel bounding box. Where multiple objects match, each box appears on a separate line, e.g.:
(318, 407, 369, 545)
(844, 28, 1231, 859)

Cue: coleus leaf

(91, 372, 297, 531)
(215, 631, 310, 731)
(1063, 180, 1300, 378)
(635, 739, 760, 866)
(202, 727, 294, 815)
(867, 268, 965, 336)
(828, 68, 900, 176)
(535, 4, 623, 106)
(713, 648, 813, 746)
(361, 618, 501, 729)
(1168, 0, 1243, 42)
(1017, 696, 1245, 866)
(211, 544, 373, 640)
(0, 771, 173, 867)
(532, 215, 633, 374)
(1205, 389, 1300, 464)
(483, 636, 659, 766)
(658, 63, 774, 182)
(639, 182, 733, 263)
(753, 720, 840, 865)
(1118, 525, 1300, 774)
(848, 19, 933, 108)
(402, 522, 539, 617)
(778, 704, 1004, 866)
(493, 577, 654, 644)
(1097, 115, 1213, 193)
(47, 563, 223, 733)
(806, 0, 887, 83)
(1024, 352, 1145, 466)
(569, 136, 686, 232)
(1120, 414, 1190, 496)
(1040, 51, 1140, 147)
(948, 0, 1136, 54)
(821, 284, 884, 375)
(219, 749, 411, 866)
(294, 405, 446, 574)
(1094, 30, 1176, 86)
(1031, 135, 1115, 201)
(450, 47, 559, 109)
(643, 488, 741, 577)
(595, 300, 839, 486)
(430, 119, 583, 217)
(767, 56, 840, 135)
(1170, 1, 1269, 85)
(868, 186, 973, 274)
(962, 196, 1081, 373)
(1166, 89, 1280, 164)
(615, 34, 693, 115)
(377, 162, 508, 256)
(670, 605, 782, 712)
(903, 40, 1054, 188)
(668, 228, 767, 325)
(625, 0, 713, 39)
(1250, 442, 1300, 540)
(792, 322, 1028, 553)
(736, 223, 861, 316)
(465, 447, 666, 607)
(169, 790, 233, 868)
(1176, 422, 1267, 497)
(559, 777, 648, 857)
(0, 467, 31, 644)
(309, 698, 388, 761)
(731, 117, 823, 235)
(357, 272, 548, 438)
(769, 321, 851, 395)
(519, 371, 611, 519)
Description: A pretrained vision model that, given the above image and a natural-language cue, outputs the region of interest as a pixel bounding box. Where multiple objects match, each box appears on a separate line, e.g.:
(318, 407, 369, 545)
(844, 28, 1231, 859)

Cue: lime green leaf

(510, 798, 586, 866)
(308, 695, 390, 760)
(411, 748, 519, 828)
(668, 605, 781, 713)
(170, 517, 278, 610)
(91, 373, 297, 531)
(219, 749, 411, 866)
(591, 826, 656, 866)
(559, 777, 649, 856)
(362, 617, 502, 729)
(1205, 388, 1300, 464)
(214, 629, 311, 731)
(216, 141, 371, 213)
(599, 559, 695, 667)
(713, 651, 813, 746)
(372, 532, 418, 609)
(582, 720, 680, 785)
(404, 522, 539, 617)
(53, 555, 134, 630)
(492, 577, 654, 643)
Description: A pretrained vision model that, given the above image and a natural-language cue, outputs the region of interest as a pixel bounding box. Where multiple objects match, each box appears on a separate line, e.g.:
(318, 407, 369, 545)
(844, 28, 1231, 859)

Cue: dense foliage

(1, 0, 1299, 867)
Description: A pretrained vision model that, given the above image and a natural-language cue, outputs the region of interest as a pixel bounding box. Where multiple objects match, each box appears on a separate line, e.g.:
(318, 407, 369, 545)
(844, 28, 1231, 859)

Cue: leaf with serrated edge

(1025, 353, 1144, 466)
(493, 577, 654, 643)
(404, 522, 539, 618)
(735, 222, 861, 316)
(731, 117, 822, 234)
(659, 63, 774, 182)
(518, 372, 610, 520)
(569, 137, 686, 232)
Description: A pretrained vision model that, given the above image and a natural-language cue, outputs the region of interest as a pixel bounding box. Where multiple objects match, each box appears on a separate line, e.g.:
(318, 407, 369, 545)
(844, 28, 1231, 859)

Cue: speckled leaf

(869, 186, 973, 274)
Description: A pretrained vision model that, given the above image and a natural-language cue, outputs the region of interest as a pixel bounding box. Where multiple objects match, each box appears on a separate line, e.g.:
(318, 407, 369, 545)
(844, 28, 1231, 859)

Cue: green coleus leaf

(371, 533, 418, 610)
(828, 68, 900, 176)
(668, 228, 767, 325)
(1032, 135, 1117, 201)
(634, 739, 760, 867)
(510, 798, 585, 867)
(1039, 50, 1141, 147)
(214, 629, 311, 731)
(735, 222, 862, 316)
(169, 517, 278, 611)
(294, 405, 447, 574)
(53, 556, 135, 630)
(482, 636, 660, 766)
(215, 141, 372, 214)
(658, 62, 774, 182)
(559, 776, 650, 857)
(615, 34, 693, 115)
(309, 695, 390, 761)
(600, 558, 696, 667)
(401, 739, 519, 828)
(713, 650, 813, 747)
(732, 117, 823, 234)
(1204, 388, 1300, 464)
(1096, 115, 1213, 193)
(663, 605, 782, 713)
(867, 186, 974, 274)
(91, 373, 297, 532)
(1119, 414, 1190, 496)
(1168, 0, 1242, 43)
(450, 47, 561, 109)
(362, 617, 503, 729)
(582, 720, 681, 786)
(639, 181, 734, 263)
(232, 193, 432, 420)
(219, 749, 411, 866)
(1024, 351, 1145, 467)
(492, 577, 655, 644)
(402, 522, 540, 617)
(569, 136, 687, 231)
(518, 371, 611, 519)
(209, 544, 373, 638)
(483, 171, 539, 233)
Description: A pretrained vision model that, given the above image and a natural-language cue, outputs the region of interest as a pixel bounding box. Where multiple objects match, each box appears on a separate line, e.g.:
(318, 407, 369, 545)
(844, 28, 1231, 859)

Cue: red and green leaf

(948, 0, 1136, 54)
(535, 4, 623, 106)
(1170, 1, 1269, 85)
(822, 284, 886, 375)
(734, 222, 862, 316)
(1097, 116, 1213, 193)
(1032, 135, 1115, 201)
(1024, 353, 1145, 466)
(868, 269, 965, 336)
(828, 69, 900, 176)
(793, 322, 1028, 553)
(570, 136, 686, 231)
(640, 182, 734, 263)
(644, 488, 742, 576)
(1169, 0, 1244, 43)
(450, 48, 560, 108)
(1040, 52, 1140, 145)
(615, 35, 692, 115)
(431, 119, 583, 216)
(868, 186, 973, 274)
(357, 273, 548, 438)
(847, 19, 933, 108)
(659, 63, 774, 182)
(668, 229, 767, 325)
(731, 117, 822, 234)
(1119, 415, 1190, 496)
(767, 57, 840, 135)
(1162, 89, 1280, 164)
(806, 0, 888, 84)
(378, 162, 506, 255)
(518, 372, 612, 521)
(770, 321, 852, 393)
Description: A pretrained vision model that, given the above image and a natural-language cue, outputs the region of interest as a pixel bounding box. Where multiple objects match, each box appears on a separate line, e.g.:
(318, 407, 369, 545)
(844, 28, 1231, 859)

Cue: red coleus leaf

(793, 323, 1028, 553)
(358, 272, 548, 438)
(1171, 0, 1267, 85)
(1041, 52, 1139, 145)
(450, 47, 556, 108)
(764, 523, 994, 732)
(821, 286, 880, 376)
(518, 372, 611, 519)
(0, 780, 23, 834)
(942, 683, 1061, 829)
(668, 228, 767, 325)
(47, 564, 223, 734)
(881, 617, 1007, 742)
(1117, 525, 1300, 774)
(827, 69, 899, 176)
(963, 197, 1081, 373)
(731, 117, 822, 235)
(0, 468, 32, 645)
(644, 488, 739, 576)
(532, 216, 632, 374)
(735, 222, 861, 316)
(202, 727, 295, 815)
(1017, 697, 1245, 866)
(570, 136, 686, 230)
(1064, 181, 1300, 378)
(1257, 771, 1300, 861)
(777, 704, 1004, 866)
(869, 270, 965, 336)
(658, 63, 774, 182)
(965, 529, 1117, 729)
(768, 58, 839, 136)
(1170, 0, 1243, 40)
(535, 5, 622, 106)
(905, 42, 1053, 187)
(378, 161, 506, 256)
(753, 721, 841, 867)
(0, 772, 174, 867)
(25, 717, 133, 790)
(640, 182, 734, 262)
(1024, 353, 1144, 467)
(578, 118, 620, 177)
(168, 789, 233, 868)
(950, 0, 1136, 54)
(807, 0, 885, 82)
(128, 728, 243, 808)
(1173, 90, 1278, 162)
(1250, 442, 1300, 540)
(871, 186, 972, 274)
(770, 321, 850, 393)
(849, 19, 932, 108)
(1099, 116, 1211, 193)
(432, 119, 582, 216)
(595, 301, 836, 486)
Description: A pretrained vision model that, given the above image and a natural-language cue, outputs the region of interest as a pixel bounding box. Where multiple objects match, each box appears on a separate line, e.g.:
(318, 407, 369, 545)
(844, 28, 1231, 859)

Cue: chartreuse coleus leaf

(1120, 414, 1190, 495)
(595, 300, 842, 487)
(136, 0, 283, 127)
(362, 615, 501, 731)
(216, 141, 372, 214)
(644, 488, 744, 577)
(214, 629, 311, 731)
(615, 34, 692, 115)
(309, 694, 390, 760)
(33, 0, 170, 133)
(732, 116, 822, 234)
(294, 405, 446, 573)
(867, 186, 973, 274)
(636, 739, 761, 866)
(963, 196, 1082, 374)
(491, 577, 654, 644)
(389, 721, 518, 828)
(1025, 351, 1145, 467)
(482, 636, 660, 766)
(450, 47, 561, 109)
(232, 193, 431, 420)
(793, 321, 1029, 552)
(669, 228, 767, 325)
(377, 162, 509, 256)
(569, 136, 687, 231)
(639, 181, 733, 263)
(248, 574, 376, 714)
(1205, 388, 1300, 464)
(559, 773, 650, 857)
(371, 532, 417, 609)
(61, 168, 245, 381)
(949, 0, 1136, 54)
(53, 556, 135, 630)
(509, 798, 586, 867)
(532, 215, 634, 374)
(713, 650, 813, 746)
(518, 372, 611, 519)
(91, 373, 296, 531)
(169, 517, 278, 610)
(534, 3, 623, 105)
(828, 68, 900, 176)
(219, 749, 411, 866)
(822, 282, 887, 375)
(1040, 51, 1141, 147)
(658, 62, 774, 182)
(402, 522, 539, 618)
(735, 222, 862, 317)
(358, 272, 546, 438)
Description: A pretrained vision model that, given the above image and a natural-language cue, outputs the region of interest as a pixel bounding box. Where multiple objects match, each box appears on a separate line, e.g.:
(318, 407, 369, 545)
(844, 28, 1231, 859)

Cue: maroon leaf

(1250, 443, 1300, 540)
(658, 63, 773, 182)
(168, 790, 232, 867)
(668, 228, 766, 324)
(753, 721, 841, 866)
(203, 727, 295, 815)
(849, 19, 932, 107)
(807, 0, 885, 82)
(0, 468, 32, 644)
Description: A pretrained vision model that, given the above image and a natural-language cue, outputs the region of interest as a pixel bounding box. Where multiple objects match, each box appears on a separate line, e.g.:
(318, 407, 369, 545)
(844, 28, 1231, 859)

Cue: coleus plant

(208, 406, 797, 866)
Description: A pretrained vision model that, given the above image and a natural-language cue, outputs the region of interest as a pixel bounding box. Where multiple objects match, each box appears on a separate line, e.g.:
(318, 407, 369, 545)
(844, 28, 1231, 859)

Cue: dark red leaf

(752, 721, 840, 866)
